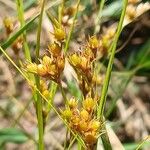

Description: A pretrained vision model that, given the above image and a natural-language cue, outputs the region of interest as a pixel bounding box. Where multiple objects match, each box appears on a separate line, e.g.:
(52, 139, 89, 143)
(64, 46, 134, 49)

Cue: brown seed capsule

(80, 109, 89, 121)
(57, 56, 65, 71)
(47, 64, 57, 76)
(80, 56, 89, 71)
(37, 64, 47, 77)
(48, 42, 61, 56)
(84, 132, 97, 145)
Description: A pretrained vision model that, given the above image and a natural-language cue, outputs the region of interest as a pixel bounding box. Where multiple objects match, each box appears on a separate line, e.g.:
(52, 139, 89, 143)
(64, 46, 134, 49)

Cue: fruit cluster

(62, 97, 101, 147)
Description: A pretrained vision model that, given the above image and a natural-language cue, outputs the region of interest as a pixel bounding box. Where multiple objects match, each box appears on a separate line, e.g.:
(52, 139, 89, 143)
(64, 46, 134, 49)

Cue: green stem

(35, 0, 46, 150)
(64, 0, 80, 53)
(94, 0, 105, 34)
(100, 120, 112, 150)
(59, 83, 67, 103)
(47, 82, 57, 112)
(16, 0, 31, 61)
(35, 0, 46, 63)
(58, 0, 65, 23)
(97, 0, 128, 119)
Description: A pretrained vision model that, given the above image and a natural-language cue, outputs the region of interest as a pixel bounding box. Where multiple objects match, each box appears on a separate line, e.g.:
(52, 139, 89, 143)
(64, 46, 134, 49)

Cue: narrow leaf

(1, 14, 39, 51)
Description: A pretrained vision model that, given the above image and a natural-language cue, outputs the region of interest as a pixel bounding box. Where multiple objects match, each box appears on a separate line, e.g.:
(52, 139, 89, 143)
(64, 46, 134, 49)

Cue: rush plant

(0, 0, 150, 149)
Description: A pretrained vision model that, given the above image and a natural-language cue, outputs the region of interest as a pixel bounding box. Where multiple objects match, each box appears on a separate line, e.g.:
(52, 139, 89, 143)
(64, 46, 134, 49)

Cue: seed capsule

(84, 132, 97, 145)
(69, 53, 81, 67)
(68, 97, 78, 109)
(88, 36, 99, 50)
(62, 109, 72, 120)
(80, 56, 89, 71)
(80, 109, 89, 121)
(89, 120, 100, 131)
(3, 17, 14, 35)
(78, 120, 88, 132)
(42, 55, 52, 66)
(57, 56, 65, 71)
(54, 27, 66, 41)
(26, 63, 37, 73)
(48, 42, 61, 56)
(37, 64, 47, 77)
(82, 98, 95, 113)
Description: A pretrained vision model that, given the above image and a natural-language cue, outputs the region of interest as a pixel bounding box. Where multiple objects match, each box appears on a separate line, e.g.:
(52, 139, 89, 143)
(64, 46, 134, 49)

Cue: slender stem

(16, 0, 31, 61)
(136, 135, 150, 150)
(59, 83, 67, 103)
(58, 0, 65, 23)
(94, 0, 105, 34)
(100, 119, 112, 150)
(35, 0, 46, 62)
(97, 0, 128, 119)
(64, 0, 80, 53)
(35, 0, 46, 150)
(47, 82, 57, 112)
(68, 136, 76, 150)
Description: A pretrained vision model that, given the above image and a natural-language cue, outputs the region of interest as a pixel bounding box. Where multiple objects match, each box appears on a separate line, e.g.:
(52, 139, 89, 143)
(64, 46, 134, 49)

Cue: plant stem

(59, 83, 67, 103)
(97, 0, 128, 119)
(100, 120, 112, 150)
(16, 0, 31, 61)
(35, 0, 46, 62)
(58, 0, 65, 23)
(94, 0, 105, 34)
(35, 0, 46, 150)
(47, 82, 57, 112)
(64, 0, 80, 53)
